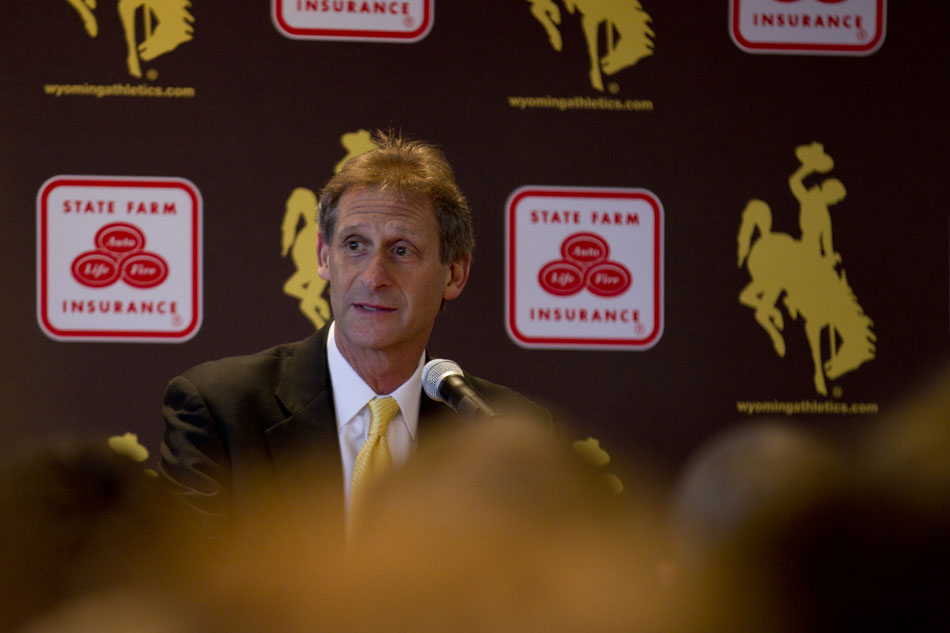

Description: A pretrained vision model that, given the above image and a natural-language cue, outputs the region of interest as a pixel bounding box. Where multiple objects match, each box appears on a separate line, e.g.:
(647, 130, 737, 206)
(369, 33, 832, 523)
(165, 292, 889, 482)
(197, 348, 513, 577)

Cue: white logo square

(506, 186, 663, 350)
(730, 0, 886, 55)
(37, 176, 202, 342)
(272, 0, 433, 42)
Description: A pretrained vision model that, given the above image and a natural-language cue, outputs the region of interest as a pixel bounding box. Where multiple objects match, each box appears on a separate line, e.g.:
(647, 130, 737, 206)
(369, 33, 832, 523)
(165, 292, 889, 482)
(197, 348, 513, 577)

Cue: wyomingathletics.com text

(44, 82, 196, 99)
(508, 95, 653, 112)
(736, 399, 879, 416)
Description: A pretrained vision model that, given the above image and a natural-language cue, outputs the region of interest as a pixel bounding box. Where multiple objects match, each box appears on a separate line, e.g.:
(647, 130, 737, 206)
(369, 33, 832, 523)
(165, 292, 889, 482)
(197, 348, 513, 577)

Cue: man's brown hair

(318, 130, 474, 264)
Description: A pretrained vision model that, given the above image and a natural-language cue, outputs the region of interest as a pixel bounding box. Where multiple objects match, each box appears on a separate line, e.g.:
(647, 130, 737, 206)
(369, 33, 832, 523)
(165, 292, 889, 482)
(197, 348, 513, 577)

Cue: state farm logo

(72, 224, 169, 288)
(539, 234, 631, 297)
(507, 187, 663, 350)
(730, 0, 886, 55)
(37, 176, 202, 342)
(272, 0, 433, 42)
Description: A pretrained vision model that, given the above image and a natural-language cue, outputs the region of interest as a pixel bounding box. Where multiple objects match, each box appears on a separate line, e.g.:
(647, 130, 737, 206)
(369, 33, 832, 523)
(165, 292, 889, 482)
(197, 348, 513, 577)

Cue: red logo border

(505, 186, 664, 350)
(272, 0, 433, 42)
(37, 176, 203, 342)
(729, 0, 886, 55)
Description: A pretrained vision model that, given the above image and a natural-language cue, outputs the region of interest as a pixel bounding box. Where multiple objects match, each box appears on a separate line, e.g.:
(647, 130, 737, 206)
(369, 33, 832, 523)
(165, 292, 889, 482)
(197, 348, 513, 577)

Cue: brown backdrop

(1, 1, 945, 478)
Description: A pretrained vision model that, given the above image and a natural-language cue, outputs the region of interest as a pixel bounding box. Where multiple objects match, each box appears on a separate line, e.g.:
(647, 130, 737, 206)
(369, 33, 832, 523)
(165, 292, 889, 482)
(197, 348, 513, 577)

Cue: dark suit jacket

(160, 323, 552, 531)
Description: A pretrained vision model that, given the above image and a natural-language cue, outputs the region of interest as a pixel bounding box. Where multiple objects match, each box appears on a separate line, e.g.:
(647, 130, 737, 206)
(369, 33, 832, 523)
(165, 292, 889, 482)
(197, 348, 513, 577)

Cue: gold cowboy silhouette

(281, 130, 377, 330)
(737, 143, 875, 396)
(333, 129, 376, 173)
(281, 188, 330, 328)
(65, 0, 193, 78)
(789, 142, 846, 264)
(526, 0, 654, 92)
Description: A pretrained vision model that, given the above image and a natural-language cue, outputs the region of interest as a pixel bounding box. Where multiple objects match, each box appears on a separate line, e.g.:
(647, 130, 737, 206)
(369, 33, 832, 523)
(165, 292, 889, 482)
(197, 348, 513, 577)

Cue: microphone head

(422, 358, 464, 402)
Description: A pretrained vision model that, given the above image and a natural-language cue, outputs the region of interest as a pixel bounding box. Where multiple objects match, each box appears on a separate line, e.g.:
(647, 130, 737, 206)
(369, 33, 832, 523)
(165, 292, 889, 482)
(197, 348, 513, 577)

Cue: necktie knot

(367, 396, 399, 439)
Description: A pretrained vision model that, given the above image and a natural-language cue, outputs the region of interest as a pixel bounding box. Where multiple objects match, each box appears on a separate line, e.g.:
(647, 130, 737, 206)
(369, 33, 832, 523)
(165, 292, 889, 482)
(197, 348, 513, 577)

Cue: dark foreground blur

(2, 365, 947, 632)
(672, 364, 950, 633)
(2, 420, 678, 633)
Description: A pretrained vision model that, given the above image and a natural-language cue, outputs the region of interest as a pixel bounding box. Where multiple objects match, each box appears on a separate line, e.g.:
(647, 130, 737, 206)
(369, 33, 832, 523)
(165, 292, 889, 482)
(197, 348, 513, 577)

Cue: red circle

(95, 223, 145, 257)
(561, 232, 609, 267)
(584, 261, 632, 297)
(538, 260, 585, 296)
(71, 250, 120, 288)
(121, 251, 169, 288)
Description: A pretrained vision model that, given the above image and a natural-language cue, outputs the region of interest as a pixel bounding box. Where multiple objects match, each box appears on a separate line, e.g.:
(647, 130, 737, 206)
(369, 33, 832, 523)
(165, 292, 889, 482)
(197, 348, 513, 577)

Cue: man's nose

(359, 250, 392, 288)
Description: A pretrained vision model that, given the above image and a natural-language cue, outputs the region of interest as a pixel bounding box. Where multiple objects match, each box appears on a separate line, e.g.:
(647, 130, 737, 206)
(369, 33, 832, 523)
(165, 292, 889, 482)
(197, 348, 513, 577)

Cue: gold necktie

(349, 396, 399, 528)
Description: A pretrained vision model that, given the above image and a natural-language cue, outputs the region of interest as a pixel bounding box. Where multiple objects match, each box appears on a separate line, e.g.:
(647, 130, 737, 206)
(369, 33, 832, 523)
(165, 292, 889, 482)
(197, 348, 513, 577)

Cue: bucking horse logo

(66, 0, 194, 78)
(527, 0, 654, 92)
(281, 130, 378, 330)
(738, 143, 876, 396)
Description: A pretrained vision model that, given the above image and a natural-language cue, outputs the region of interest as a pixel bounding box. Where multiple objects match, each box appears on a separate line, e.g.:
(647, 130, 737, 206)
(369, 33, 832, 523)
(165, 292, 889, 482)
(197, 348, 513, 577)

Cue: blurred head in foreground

(671, 422, 849, 633)
(672, 366, 950, 633)
(0, 439, 192, 633)
(855, 364, 950, 631)
(185, 419, 681, 633)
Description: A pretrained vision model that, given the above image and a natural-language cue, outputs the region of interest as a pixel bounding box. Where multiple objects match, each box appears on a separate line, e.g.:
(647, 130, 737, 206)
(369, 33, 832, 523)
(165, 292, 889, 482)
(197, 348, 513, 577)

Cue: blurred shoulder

(466, 373, 555, 430)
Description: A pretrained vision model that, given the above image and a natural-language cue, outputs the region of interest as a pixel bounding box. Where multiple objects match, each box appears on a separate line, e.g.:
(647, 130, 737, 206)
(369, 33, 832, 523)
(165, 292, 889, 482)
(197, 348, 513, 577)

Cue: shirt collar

(326, 322, 423, 440)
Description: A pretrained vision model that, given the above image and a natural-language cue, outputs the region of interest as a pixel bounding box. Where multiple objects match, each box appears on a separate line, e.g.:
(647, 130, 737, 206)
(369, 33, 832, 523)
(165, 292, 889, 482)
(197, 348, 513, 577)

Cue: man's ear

(442, 254, 471, 302)
(317, 231, 331, 281)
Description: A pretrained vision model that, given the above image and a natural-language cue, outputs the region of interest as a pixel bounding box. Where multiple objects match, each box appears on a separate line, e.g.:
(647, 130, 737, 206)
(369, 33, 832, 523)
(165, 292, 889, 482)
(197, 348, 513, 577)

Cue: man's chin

(337, 322, 402, 352)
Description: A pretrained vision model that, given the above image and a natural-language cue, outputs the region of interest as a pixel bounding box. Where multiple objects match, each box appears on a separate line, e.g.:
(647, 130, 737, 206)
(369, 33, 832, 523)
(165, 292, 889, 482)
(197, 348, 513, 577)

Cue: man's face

(318, 187, 469, 363)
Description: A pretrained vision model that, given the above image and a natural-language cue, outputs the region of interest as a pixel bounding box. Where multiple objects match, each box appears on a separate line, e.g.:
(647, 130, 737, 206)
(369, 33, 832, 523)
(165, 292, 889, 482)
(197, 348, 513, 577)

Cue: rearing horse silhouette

(65, 0, 193, 78)
(527, 0, 654, 92)
(737, 200, 875, 395)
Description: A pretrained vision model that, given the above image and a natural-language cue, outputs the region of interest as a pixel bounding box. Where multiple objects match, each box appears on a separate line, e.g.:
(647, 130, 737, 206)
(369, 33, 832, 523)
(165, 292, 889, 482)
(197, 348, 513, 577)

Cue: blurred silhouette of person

(671, 381, 950, 633)
(853, 364, 950, 632)
(154, 419, 684, 633)
(671, 422, 851, 633)
(0, 439, 194, 632)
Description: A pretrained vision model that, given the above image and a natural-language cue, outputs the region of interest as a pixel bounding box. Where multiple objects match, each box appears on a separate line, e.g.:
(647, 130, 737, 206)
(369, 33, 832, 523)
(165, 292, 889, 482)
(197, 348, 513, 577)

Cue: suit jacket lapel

(265, 324, 345, 530)
(262, 327, 463, 530)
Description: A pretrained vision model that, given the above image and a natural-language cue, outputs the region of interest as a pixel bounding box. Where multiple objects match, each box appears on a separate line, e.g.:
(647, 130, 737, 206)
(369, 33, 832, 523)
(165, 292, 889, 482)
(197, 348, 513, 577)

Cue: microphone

(422, 359, 500, 420)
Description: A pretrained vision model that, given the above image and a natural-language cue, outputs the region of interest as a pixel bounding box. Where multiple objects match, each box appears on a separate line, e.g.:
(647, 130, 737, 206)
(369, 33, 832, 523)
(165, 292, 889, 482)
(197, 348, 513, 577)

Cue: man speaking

(160, 132, 552, 531)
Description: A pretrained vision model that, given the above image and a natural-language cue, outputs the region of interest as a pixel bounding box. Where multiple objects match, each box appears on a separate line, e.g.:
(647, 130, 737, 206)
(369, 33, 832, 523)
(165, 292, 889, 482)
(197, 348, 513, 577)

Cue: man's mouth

(355, 303, 395, 313)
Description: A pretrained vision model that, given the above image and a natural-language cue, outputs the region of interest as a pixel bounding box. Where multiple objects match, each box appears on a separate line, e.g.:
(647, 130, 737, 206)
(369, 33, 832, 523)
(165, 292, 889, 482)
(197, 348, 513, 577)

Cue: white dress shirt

(326, 322, 423, 509)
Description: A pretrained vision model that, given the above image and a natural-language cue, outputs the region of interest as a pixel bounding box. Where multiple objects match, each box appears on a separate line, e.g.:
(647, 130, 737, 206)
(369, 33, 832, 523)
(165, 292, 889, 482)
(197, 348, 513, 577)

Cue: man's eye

(346, 240, 360, 250)
(394, 246, 408, 256)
